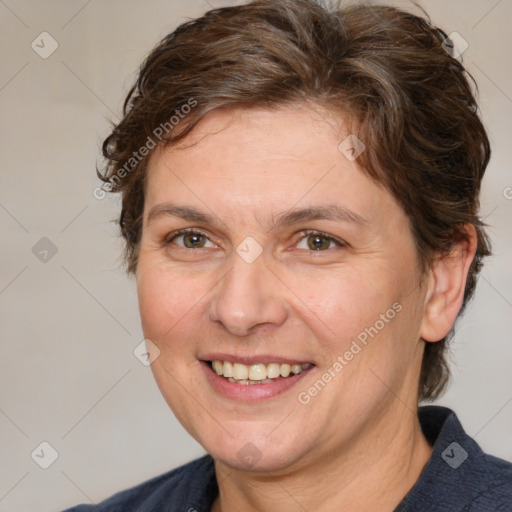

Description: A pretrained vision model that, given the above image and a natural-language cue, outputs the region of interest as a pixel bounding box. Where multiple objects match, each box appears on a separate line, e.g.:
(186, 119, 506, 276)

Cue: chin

(202, 427, 309, 473)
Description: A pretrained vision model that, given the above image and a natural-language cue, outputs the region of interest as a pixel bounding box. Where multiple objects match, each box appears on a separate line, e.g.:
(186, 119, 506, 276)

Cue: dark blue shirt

(63, 406, 512, 511)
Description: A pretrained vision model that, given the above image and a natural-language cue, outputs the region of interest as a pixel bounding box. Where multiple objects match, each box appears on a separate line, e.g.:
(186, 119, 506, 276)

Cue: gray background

(0, 1, 510, 510)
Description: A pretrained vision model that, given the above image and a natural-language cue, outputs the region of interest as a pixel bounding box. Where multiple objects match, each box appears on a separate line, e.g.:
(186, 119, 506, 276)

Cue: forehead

(143, 105, 400, 227)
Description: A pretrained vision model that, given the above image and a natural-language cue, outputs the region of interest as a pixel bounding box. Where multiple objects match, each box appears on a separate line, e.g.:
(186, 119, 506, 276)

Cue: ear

(420, 225, 477, 342)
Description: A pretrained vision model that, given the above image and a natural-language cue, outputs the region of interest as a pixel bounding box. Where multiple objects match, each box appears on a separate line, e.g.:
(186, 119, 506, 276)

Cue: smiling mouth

(207, 360, 313, 385)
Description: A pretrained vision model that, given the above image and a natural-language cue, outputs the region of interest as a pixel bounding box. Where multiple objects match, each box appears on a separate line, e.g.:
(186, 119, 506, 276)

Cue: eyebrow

(146, 203, 367, 230)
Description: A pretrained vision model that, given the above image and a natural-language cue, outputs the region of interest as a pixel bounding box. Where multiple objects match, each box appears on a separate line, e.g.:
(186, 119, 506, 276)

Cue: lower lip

(200, 361, 314, 402)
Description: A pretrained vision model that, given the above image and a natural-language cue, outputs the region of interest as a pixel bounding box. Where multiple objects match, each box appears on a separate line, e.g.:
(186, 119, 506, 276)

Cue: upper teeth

(212, 360, 311, 381)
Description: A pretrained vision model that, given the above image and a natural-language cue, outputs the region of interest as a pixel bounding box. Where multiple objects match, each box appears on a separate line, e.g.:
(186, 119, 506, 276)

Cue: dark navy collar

(395, 405, 512, 511)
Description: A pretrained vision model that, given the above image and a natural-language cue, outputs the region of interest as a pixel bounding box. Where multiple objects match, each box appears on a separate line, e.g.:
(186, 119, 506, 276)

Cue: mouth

(200, 357, 315, 402)
(207, 360, 313, 385)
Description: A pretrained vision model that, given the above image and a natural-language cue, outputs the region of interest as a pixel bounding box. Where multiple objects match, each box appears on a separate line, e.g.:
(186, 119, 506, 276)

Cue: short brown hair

(99, 0, 491, 401)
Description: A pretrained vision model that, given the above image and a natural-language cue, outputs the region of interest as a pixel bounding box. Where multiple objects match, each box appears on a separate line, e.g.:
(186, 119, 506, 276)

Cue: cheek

(301, 266, 419, 377)
(290, 267, 390, 343)
(136, 262, 205, 345)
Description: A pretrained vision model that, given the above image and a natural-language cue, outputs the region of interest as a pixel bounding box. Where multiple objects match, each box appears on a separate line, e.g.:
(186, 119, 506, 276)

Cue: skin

(136, 103, 476, 512)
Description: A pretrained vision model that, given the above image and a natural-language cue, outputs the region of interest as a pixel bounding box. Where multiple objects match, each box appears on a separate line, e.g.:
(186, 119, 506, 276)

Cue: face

(136, 104, 429, 473)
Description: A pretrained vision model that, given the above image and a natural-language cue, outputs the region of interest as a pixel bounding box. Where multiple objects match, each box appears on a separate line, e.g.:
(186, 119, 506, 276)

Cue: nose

(208, 252, 288, 337)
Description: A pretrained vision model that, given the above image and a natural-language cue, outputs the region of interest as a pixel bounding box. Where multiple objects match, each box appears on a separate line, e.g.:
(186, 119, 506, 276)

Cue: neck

(211, 403, 432, 512)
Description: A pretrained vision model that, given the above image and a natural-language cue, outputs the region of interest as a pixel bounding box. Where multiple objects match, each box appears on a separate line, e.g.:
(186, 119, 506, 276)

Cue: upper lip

(200, 353, 314, 366)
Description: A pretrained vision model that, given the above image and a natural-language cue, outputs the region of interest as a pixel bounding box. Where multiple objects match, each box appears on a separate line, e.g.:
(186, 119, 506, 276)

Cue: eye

(296, 230, 345, 251)
(166, 229, 216, 249)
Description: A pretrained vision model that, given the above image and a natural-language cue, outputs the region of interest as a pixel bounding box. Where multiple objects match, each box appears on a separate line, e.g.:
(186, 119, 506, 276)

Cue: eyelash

(165, 228, 346, 250)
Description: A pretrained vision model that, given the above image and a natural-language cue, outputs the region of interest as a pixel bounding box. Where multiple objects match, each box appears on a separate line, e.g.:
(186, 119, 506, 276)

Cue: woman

(65, 0, 512, 510)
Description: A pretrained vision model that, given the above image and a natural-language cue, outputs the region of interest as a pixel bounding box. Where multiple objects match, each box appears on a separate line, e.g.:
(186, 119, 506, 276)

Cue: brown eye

(296, 231, 344, 251)
(307, 234, 331, 250)
(168, 230, 214, 249)
(182, 233, 207, 248)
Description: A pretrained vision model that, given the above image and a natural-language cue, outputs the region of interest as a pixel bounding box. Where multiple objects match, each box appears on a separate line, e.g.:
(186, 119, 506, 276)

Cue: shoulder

(396, 406, 512, 512)
(61, 455, 217, 512)
(466, 451, 512, 511)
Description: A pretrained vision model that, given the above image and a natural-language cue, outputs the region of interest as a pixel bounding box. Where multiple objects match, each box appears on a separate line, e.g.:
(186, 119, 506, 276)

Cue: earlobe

(420, 225, 477, 343)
